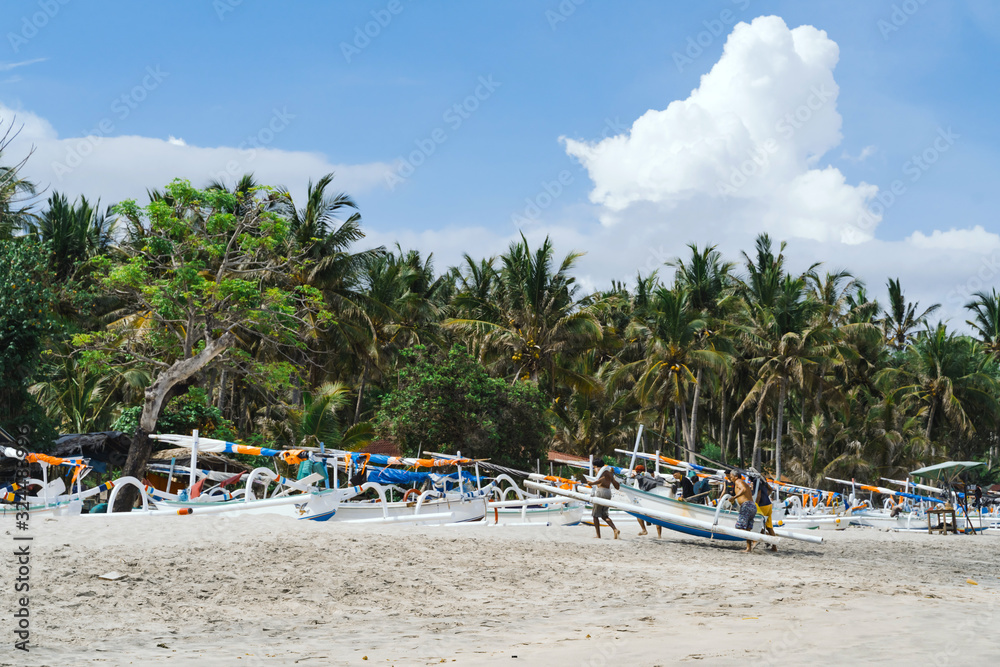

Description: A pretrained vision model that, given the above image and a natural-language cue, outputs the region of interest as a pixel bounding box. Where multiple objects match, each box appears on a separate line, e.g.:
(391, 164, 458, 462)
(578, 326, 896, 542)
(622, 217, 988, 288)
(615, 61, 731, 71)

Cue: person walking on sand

(732, 471, 758, 553)
(750, 469, 778, 552)
(591, 461, 620, 539)
(633, 465, 662, 538)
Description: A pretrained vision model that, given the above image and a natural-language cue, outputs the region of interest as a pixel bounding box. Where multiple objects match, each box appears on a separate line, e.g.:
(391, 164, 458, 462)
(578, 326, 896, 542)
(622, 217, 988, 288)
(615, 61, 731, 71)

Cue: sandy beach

(3, 516, 998, 666)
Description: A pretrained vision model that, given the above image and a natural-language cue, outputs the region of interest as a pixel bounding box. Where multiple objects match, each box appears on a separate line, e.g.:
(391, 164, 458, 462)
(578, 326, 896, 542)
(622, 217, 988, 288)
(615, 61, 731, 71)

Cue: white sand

(4, 515, 999, 665)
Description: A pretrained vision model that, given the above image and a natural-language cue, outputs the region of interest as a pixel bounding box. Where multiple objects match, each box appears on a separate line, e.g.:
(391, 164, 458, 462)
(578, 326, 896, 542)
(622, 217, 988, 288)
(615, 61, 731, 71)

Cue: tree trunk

(657, 411, 667, 454)
(673, 405, 682, 459)
(775, 377, 788, 488)
(925, 400, 937, 456)
(353, 360, 369, 425)
(751, 408, 763, 470)
(737, 429, 743, 467)
(678, 399, 694, 464)
(688, 368, 703, 459)
(113, 332, 234, 512)
(719, 392, 729, 464)
(217, 369, 227, 412)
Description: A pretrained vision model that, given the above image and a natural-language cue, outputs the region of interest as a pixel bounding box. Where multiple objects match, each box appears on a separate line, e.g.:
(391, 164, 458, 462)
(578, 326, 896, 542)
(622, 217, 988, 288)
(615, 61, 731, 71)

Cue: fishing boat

(0, 447, 108, 518)
(138, 434, 489, 525)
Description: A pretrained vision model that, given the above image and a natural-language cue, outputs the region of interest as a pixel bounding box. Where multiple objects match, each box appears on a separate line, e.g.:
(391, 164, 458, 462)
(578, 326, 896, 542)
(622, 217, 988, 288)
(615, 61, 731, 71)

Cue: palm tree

(446, 235, 602, 395)
(24, 192, 116, 280)
(0, 118, 38, 238)
(742, 275, 828, 482)
(879, 324, 999, 449)
(350, 247, 447, 422)
(627, 286, 730, 462)
(259, 381, 372, 450)
(669, 244, 738, 456)
(30, 352, 149, 433)
(881, 278, 940, 351)
(965, 289, 1000, 360)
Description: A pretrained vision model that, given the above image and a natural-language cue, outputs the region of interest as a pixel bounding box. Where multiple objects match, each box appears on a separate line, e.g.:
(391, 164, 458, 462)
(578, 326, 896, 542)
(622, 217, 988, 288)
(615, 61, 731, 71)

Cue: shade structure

(910, 461, 984, 479)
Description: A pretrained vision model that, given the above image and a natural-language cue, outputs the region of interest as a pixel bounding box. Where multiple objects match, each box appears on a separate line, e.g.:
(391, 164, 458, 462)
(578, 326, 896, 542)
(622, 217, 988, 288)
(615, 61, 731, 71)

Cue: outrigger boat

(525, 479, 822, 546)
(0, 447, 111, 518)
(427, 452, 584, 526)
(134, 434, 490, 524)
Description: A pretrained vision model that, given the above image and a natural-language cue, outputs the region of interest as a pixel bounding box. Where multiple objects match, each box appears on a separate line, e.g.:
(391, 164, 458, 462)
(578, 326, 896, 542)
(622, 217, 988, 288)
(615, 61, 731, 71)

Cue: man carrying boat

(732, 472, 758, 553)
(750, 470, 777, 553)
(633, 465, 662, 538)
(672, 470, 695, 501)
(591, 463, 620, 539)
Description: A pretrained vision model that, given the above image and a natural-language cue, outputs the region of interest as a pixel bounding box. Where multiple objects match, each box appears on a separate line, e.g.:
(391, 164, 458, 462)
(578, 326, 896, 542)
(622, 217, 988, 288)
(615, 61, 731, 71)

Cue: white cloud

(563, 15, 879, 245)
(0, 58, 46, 72)
(0, 103, 392, 207)
(841, 144, 876, 162)
(907, 225, 1000, 252)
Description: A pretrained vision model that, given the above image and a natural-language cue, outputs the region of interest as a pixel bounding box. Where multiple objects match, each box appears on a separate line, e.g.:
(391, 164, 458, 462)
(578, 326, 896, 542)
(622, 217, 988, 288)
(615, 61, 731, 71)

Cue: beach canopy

(910, 461, 984, 479)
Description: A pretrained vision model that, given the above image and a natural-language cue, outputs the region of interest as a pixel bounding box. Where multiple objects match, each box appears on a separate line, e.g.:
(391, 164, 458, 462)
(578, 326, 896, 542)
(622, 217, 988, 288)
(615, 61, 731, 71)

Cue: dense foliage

(0, 240, 58, 442)
(5, 138, 1000, 487)
(112, 388, 236, 440)
(375, 345, 549, 469)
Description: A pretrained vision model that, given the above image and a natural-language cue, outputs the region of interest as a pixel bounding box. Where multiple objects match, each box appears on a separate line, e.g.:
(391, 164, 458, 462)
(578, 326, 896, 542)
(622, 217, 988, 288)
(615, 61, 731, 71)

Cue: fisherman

(690, 471, 712, 504)
(591, 461, 620, 540)
(633, 465, 662, 538)
(672, 470, 695, 501)
(723, 468, 739, 500)
(732, 471, 758, 553)
(750, 469, 778, 552)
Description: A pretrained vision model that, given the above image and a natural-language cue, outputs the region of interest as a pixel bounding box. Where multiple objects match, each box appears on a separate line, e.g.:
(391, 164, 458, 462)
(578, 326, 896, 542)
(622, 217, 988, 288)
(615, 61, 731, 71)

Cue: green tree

(447, 235, 602, 395)
(375, 345, 549, 470)
(0, 240, 58, 441)
(84, 179, 328, 510)
(259, 381, 373, 450)
(965, 288, 1000, 360)
(881, 277, 939, 351)
(0, 118, 38, 239)
(24, 193, 115, 280)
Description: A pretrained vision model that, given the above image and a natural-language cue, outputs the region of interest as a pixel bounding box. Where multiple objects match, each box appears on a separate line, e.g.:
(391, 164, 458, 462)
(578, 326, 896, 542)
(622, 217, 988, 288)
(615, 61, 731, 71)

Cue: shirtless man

(732, 472, 758, 553)
(592, 463, 620, 539)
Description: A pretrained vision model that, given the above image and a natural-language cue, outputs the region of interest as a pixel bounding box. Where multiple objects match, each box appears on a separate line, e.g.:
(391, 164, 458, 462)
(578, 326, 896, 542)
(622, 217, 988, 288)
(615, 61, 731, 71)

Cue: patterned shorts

(734, 500, 757, 531)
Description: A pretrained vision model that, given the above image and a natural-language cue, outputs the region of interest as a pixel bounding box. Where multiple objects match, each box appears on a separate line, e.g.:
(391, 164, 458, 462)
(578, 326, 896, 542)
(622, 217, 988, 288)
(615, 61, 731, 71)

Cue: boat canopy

(910, 461, 984, 478)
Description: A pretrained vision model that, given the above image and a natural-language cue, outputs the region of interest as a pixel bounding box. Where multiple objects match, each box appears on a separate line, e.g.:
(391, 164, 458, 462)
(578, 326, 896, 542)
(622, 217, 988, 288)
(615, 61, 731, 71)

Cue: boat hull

(618, 485, 765, 542)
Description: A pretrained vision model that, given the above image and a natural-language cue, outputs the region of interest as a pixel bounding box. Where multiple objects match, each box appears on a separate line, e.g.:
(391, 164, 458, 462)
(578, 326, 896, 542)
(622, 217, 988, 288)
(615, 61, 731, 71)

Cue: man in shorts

(732, 471, 758, 553)
(592, 462, 620, 539)
(751, 470, 777, 552)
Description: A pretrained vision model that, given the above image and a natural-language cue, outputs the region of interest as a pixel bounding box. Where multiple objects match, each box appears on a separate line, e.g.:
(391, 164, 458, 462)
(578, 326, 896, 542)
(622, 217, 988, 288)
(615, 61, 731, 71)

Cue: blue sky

(2, 1, 1000, 320)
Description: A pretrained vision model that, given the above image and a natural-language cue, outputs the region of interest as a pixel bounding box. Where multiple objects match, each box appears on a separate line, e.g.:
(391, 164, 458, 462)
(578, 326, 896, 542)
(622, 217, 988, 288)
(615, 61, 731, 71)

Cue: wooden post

(188, 429, 199, 496)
